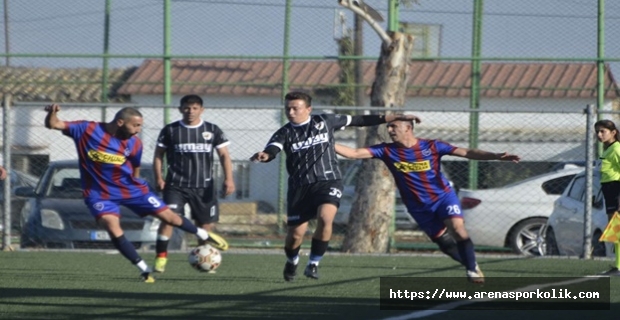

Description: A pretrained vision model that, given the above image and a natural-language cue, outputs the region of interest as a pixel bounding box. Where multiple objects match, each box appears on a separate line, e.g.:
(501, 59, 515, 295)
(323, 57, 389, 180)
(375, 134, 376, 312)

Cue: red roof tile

(117, 59, 620, 99)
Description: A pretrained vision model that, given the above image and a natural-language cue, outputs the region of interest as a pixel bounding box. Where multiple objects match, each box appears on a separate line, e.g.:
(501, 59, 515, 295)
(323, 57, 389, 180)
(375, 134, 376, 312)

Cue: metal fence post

(2, 94, 12, 251)
(583, 104, 596, 259)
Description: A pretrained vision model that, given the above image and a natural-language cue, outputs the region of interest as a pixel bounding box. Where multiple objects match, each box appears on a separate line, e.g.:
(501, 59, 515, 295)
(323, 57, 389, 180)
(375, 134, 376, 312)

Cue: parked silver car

(544, 169, 613, 257)
(459, 165, 583, 255)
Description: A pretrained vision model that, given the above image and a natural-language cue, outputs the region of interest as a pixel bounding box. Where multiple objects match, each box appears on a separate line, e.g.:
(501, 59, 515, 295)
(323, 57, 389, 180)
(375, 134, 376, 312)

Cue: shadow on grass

(0, 287, 408, 320)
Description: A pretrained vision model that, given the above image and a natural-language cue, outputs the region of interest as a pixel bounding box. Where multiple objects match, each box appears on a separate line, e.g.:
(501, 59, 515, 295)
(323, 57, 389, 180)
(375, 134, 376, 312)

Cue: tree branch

(338, 0, 392, 46)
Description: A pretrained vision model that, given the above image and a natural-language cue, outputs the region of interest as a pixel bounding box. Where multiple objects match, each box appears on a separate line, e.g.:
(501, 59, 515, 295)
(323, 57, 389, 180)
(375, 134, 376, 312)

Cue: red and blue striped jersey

(63, 121, 150, 200)
(367, 139, 456, 208)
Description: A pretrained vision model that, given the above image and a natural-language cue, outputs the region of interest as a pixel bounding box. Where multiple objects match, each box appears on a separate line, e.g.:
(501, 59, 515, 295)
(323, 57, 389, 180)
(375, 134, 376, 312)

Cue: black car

(16, 160, 183, 250)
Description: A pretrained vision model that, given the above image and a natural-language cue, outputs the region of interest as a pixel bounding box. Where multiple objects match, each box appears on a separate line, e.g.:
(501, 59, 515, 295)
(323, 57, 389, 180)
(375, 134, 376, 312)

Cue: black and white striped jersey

(156, 120, 229, 188)
(266, 113, 352, 186)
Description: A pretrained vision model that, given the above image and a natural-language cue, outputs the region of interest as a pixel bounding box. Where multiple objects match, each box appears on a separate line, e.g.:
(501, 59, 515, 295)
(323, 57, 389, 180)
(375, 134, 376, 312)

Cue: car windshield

(0, 170, 39, 201)
(42, 167, 156, 199)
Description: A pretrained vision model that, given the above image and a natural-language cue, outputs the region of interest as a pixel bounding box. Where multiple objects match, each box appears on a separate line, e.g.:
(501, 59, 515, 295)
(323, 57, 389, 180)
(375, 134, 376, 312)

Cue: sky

(1, 0, 620, 72)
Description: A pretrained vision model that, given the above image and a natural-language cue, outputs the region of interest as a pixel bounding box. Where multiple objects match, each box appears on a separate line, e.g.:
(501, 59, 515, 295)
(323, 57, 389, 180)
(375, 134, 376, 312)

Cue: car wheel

(544, 227, 559, 256)
(592, 231, 607, 257)
(508, 217, 548, 256)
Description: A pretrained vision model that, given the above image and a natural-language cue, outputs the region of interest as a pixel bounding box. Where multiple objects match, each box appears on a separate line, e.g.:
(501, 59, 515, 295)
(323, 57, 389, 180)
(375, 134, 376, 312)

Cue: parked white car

(544, 170, 613, 257)
(459, 165, 583, 255)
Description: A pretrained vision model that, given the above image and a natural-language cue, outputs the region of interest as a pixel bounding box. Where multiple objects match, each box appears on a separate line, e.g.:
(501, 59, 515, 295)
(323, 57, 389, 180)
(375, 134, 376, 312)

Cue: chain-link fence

(1, 0, 620, 256)
(0, 101, 599, 255)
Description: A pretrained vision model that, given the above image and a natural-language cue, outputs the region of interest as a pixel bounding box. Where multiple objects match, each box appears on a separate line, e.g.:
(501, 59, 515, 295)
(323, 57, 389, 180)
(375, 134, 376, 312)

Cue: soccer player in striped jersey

(152, 95, 235, 273)
(250, 92, 420, 281)
(44, 104, 219, 283)
(335, 119, 520, 284)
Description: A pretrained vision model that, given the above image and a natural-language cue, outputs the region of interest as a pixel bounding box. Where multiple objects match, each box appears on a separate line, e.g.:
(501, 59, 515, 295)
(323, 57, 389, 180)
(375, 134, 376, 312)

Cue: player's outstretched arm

(44, 104, 67, 130)
(250, 145, 280, 163)
(385, 113, 421, 124)
(452, 147, 520, 163)
(334, 144, 373, 159)
(250, 151, 272, 163)
(348, 113, 421, 127)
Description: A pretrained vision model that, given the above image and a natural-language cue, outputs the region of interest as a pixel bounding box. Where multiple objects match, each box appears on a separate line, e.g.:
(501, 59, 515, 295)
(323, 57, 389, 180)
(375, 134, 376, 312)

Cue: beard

(117, 126, 134, 140)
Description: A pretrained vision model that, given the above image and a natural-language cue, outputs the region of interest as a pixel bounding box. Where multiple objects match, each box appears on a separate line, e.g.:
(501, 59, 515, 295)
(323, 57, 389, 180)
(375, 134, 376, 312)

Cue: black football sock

(309, 238, 329, 265)
(111, 234, 142, 265)
(285, 246, 301, 264)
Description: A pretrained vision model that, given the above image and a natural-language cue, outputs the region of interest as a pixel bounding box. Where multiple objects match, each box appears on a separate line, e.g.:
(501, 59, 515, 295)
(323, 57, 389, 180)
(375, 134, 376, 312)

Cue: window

(566, 176, 586, 201)
(541, 174, 576, 195)
(593, 189, 604, 209)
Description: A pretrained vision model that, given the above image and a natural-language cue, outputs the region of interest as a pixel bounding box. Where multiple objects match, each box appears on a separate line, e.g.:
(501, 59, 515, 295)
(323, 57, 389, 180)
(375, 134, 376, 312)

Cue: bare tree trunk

(342, 31, 414, 253)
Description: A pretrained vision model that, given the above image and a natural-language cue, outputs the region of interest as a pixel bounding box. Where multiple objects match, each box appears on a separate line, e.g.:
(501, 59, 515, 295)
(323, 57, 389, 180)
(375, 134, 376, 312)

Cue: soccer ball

(188, 244, 222, 272)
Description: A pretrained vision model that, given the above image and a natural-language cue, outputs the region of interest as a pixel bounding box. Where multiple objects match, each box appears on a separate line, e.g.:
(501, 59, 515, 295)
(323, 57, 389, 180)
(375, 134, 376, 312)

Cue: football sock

(309, 238, 329, 265)
(456, 238, 477, 271)
(156, 235, 169, 257)
(285, 246, 301, 265)
(111, 234, 142, 265)
(195, 227, 209, 241)
(615, 243, 620, 269)
(136, 260, 149, 273)
(176, 216, 201, 237)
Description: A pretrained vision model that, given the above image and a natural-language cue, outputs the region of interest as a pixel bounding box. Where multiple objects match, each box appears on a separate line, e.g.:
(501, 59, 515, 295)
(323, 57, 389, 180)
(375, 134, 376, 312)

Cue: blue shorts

(408, 191, 463, 239)
(85, 192, 169, 219)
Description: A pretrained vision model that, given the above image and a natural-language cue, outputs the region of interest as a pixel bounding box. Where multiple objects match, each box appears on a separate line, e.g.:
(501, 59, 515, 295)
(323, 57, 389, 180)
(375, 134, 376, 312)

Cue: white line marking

(380, 276, 605, 320)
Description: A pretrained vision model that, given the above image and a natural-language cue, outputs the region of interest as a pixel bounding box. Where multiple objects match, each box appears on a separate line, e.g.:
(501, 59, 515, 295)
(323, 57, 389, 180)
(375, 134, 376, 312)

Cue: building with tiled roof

(1, 66, 136, 102)
(117, 59, 620, 104)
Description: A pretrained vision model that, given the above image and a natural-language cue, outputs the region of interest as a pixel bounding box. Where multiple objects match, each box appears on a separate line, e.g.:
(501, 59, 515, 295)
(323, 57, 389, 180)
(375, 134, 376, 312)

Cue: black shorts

(601, 181, 620, 215)
(163, 185, 218, 225)
(286, 180, 343, 226)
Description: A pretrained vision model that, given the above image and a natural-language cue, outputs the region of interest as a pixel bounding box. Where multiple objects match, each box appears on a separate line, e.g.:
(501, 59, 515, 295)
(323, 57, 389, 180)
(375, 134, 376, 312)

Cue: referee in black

(153, 94, 235, 273)
(250, 91, 420, 281)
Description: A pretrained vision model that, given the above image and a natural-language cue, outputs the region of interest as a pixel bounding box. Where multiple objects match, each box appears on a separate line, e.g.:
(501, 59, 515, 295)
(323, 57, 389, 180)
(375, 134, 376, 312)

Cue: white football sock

(136, 260, 149, 273)
(196, 228, 209, 241)
(287, 256, 299, 265)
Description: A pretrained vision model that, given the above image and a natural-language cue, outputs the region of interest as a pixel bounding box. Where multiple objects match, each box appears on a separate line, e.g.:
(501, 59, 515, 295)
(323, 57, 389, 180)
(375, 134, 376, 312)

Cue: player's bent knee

(433, 232, 457, 250)
(451, 229, 469, 241)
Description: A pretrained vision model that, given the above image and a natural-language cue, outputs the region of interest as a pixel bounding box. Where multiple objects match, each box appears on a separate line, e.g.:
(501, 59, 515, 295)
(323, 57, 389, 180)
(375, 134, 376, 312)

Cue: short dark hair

(595, 119, 620, 141)
(388, 119, 414, 130)
(285, 91, 312, 107)
(180, 94, 203, 107)
(114, 107, 142, 121)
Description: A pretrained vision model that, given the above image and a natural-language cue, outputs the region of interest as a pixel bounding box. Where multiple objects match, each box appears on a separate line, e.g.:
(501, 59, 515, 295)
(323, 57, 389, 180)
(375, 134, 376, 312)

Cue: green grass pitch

(0, 250, 618, 319)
